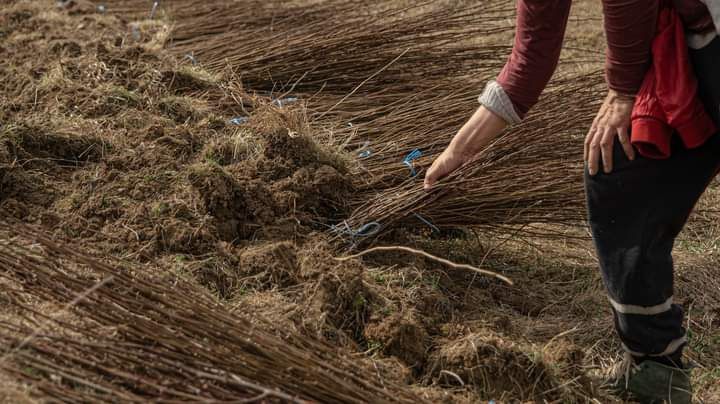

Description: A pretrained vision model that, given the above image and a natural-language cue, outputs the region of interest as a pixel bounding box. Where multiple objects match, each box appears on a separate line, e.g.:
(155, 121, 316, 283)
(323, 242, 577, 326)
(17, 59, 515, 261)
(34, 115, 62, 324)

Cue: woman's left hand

(585, 90, 636, 175)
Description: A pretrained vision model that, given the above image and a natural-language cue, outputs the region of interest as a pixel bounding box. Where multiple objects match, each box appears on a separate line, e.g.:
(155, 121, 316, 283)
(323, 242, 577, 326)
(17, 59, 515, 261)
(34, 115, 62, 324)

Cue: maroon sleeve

(496, 0, 572, 118)
(603, 0, 658, 96)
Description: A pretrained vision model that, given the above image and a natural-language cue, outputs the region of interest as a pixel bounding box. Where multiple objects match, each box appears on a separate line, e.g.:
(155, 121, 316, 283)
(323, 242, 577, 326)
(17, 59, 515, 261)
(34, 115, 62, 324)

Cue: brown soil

(188, 127, 351, 242)
(426, 331, 565, 402)
(365, 310, 431, 369)
(296, 241, 373, 344)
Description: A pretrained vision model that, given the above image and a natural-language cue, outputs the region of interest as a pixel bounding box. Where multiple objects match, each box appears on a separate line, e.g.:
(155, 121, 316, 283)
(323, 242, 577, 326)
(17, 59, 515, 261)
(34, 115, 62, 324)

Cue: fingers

(424, 150, 463, 191)
(587, 128, 601, 176)
(587, 91, 635, 176)
(585, 121, 598, 162)
(584, 126, 595, 162)
(616, 126, 635, 161)
(585, 101, 608, 163)
(423, 159, 443, 191)
(588, 125, 634, 175)
(600, 126, 615, 174)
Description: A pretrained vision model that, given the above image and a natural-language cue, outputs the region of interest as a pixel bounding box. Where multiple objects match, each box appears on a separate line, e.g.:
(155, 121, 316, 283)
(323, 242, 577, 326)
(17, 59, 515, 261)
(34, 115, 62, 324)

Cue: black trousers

(585, 36, 720, 360)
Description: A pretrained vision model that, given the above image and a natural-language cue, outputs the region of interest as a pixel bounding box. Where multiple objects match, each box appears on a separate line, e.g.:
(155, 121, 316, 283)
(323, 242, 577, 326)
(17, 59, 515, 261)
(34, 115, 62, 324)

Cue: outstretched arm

(425, 0, 572, 190)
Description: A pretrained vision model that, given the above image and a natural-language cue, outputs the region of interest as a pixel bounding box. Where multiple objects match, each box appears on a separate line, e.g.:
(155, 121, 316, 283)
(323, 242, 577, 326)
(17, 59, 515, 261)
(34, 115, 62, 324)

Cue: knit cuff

(478, 81, 522, 125)
(687, 31, 717, 49)
(705, 0, 720, 35)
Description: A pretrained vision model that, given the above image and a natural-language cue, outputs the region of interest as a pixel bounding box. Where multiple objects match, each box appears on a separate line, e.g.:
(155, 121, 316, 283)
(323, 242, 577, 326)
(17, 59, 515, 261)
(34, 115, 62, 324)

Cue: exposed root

(335, 246, 513, 285)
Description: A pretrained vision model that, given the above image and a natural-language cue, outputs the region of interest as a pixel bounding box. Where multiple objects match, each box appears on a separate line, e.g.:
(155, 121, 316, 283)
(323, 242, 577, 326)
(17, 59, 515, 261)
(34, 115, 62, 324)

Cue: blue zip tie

(358, 149, 372, 158)
(403, 149, 422, 177)
(354, 222, 381, 237)
(332, 221, 381, 239)
(273, 97, 298, 108)
(229, 116, 249, 125)
(357, 141, 372, 158)
(414, 213, 440, 233)
(150, 1, 159, 19)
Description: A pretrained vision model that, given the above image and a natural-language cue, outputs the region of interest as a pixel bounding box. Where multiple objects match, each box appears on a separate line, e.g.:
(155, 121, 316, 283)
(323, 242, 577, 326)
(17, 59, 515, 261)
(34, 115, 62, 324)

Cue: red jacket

(631, 6, 717, 159)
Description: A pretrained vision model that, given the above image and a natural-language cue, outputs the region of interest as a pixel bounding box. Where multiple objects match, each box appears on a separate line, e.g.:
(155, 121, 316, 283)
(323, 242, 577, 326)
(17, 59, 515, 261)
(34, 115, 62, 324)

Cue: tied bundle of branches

(165, 1, 514, 95)
(339, 70, 605, 237)
(331, 70, 604, 189)
(0, 221, 426, 404)
(94, 0, 514, 113)
(315, 76, 484, 190)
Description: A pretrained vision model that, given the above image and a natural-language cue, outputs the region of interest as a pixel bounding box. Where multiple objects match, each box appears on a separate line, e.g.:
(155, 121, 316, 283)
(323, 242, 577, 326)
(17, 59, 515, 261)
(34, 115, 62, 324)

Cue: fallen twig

(335, 245, 513, 285)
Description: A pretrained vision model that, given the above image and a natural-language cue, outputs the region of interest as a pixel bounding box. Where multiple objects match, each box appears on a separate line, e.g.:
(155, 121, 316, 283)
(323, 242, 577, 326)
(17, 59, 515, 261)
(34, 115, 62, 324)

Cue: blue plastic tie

(403, 149, 422, 177)
(356, 141, 372, 159)
(273, 97, 298, 108)
(332, 221, 381, 239)
(358, 149, 372, 158)
(229, 116, 249, 125)
(150, 1, 159, 19)
(414, 213, 440, 233)
(355, 222, 381, 237)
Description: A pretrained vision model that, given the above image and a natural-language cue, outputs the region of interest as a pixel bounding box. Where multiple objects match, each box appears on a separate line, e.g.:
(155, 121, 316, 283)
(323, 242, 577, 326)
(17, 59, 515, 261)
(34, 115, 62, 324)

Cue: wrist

(608, 89, 636, 104)
(449, 106, 507, 157)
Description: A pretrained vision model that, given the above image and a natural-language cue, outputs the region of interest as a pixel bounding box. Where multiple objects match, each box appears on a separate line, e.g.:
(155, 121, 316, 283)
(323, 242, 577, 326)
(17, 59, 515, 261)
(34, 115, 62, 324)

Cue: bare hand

(424, 106, 507, 191)
(584, 90, 636, 175)
(423, 147, 471, 191)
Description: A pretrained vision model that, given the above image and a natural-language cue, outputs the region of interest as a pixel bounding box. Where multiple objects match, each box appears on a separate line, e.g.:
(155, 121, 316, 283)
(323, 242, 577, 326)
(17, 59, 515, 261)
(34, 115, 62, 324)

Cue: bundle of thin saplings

(96, 0, 515, 95)
(354, 71, 604, 181)
(0, 221, 426, 404)
(170, 3, 514, 95)
(338, 70, 606, 236)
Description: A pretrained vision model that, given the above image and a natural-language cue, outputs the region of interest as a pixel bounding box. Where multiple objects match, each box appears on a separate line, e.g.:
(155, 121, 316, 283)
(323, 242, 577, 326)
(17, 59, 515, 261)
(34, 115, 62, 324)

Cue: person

(424, 1, 720, 403)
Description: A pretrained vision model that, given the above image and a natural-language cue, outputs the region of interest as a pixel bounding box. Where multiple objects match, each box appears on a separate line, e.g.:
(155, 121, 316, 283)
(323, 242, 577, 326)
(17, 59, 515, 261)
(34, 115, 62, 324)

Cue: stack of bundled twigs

(0, 221, 426, 404)
(96, 0, 515, 130)
(167, 2, 515, 96)
(94, 0, 514, 102)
